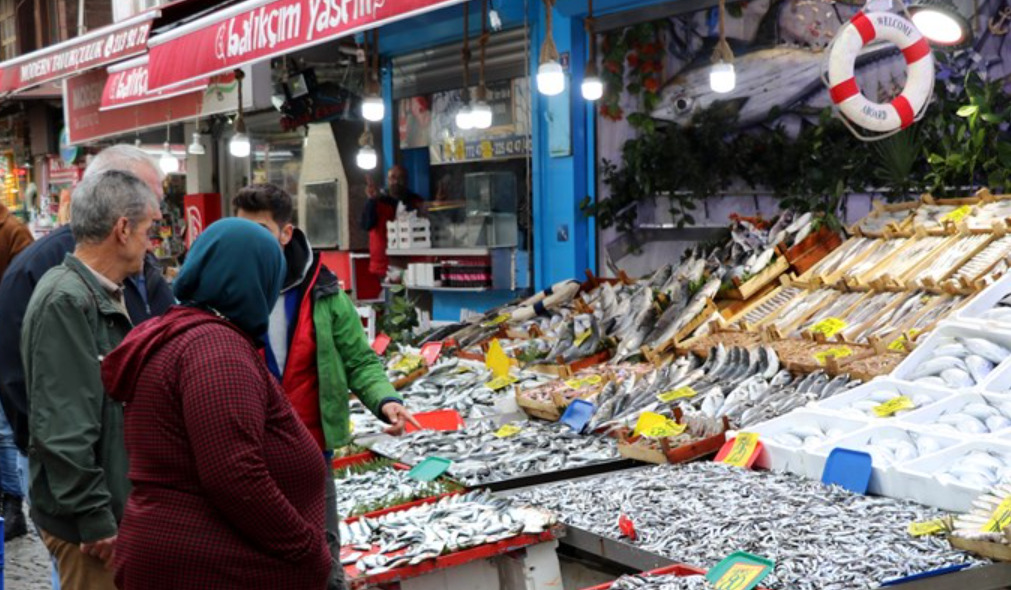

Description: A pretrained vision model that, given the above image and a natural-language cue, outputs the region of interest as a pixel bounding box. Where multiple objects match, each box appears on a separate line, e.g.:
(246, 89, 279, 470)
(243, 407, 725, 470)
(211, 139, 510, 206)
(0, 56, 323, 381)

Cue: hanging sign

(101, 57, 209, 111)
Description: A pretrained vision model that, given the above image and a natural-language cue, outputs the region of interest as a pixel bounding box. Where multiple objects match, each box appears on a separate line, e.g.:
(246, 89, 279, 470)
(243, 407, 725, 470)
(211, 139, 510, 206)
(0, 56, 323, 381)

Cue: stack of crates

(385, 217, 432, 250)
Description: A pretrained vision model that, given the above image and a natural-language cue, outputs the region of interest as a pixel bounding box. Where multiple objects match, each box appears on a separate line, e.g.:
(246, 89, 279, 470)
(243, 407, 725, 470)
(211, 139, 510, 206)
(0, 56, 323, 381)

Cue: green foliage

(374, 285, 420, 352)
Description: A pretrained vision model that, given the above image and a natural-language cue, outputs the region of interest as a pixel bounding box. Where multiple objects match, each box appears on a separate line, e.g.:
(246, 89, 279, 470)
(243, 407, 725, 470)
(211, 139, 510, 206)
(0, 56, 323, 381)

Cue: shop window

(303, 180, 340, 248)
(0, 0, 16, 60)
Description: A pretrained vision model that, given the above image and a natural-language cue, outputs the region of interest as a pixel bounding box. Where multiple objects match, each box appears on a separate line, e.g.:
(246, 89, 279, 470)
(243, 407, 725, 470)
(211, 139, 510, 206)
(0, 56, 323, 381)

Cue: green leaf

(982, 112, 1002, 124)
(956, 105, 978, 118)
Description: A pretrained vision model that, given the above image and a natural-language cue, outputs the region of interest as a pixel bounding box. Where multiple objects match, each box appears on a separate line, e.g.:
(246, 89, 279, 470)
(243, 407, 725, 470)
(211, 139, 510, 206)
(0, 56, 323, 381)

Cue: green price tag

(713, 563, 769, 590)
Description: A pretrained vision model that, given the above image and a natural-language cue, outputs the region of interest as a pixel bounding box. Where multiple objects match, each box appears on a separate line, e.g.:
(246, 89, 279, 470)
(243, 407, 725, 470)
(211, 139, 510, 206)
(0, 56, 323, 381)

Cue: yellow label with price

(393, 354, 424, 373)
(983, 497, 1011, 533)
(810, 317, 848, 338)
(657, 387, 697, 403)
(721, 433, 759, 468)
(908, 519, 947, 537)
(813, 346, 853, 365)
(943, 205, 972, 223)
(565, 375, 603, 390)
(485, 375, 519, 391)
(872, 396, 915, 417)
(495, 424, 523, 438)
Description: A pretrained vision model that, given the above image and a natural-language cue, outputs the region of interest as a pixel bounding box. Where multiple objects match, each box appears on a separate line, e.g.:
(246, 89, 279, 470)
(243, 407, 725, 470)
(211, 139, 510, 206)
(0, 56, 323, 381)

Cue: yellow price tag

(813, 346, 853, 365)
(983, 497, 1011, 532)
(480, 140, 494, 159)
(713, 563, 767, 590)
(643, 422, 687, 438)
(495, 424, 522, 438)
(721, 432, 759, 468)
(485, 339, 510, 379)
(943, 205, 972, 223)
(872, 395, 915, 417)
(454, 137, 466, 160)
(485, 375, 518, 391)
(574, 329, 593, 347)
(887, 329, 921, 352)
(482, 314, 510, 328)
(393, 354, 424, 373)
(810, 317, 848, 338)
(657, 387, 697, 403)
(908, 519, 947, 537)
(565, 375, 603, 390)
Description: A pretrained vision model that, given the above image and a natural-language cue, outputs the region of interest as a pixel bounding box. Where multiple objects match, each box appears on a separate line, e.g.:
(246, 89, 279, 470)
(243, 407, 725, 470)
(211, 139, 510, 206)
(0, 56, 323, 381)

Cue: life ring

(828, 11, 934, 134)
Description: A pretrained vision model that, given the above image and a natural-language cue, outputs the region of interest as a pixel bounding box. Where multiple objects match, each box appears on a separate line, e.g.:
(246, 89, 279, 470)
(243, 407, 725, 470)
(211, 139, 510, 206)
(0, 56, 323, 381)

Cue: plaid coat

(102, 306, 330, 589)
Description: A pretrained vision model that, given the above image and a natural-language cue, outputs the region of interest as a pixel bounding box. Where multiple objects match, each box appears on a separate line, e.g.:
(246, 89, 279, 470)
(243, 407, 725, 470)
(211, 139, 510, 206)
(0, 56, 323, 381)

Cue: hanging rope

(541, 0, 559, 63)
(478, 0, 489, 101)
(462, 1, 471, 102)
(371, 29, 380, 94)
(712, 0, 733, 63)
(584, 0, 596, 71)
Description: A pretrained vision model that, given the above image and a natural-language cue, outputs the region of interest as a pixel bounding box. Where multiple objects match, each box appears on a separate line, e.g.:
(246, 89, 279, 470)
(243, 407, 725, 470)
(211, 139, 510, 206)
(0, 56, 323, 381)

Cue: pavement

(6, 529, 55, 590)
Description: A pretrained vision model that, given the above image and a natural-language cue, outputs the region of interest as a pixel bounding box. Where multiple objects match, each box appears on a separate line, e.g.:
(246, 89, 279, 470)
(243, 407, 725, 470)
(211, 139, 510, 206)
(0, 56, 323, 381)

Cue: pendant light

(581, 0, 603, 101)
(909, 0, 971, 46)
(356, 123, 378, 170)
(537, 0, 565, 96)
(456, 2, 475, 130)
(709, 0, 735, 94)
(188, 103, 206, 155)
(159, 118, 179, 174)
(229, 69, 251, 157)
(361, 30, 386, 122)
(470, 0, 494, 129)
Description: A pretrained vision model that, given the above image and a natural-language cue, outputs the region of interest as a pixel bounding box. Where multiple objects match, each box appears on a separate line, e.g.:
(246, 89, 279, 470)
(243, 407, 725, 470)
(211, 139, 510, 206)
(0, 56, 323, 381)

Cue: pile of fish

(922, 396, 1011, 436)
(908, 235, 990, 285)
(333, 459, 460, 517)
(826, 388, 937, 419)
(763, 289, 837, 334)
(606, 574, 712, 590)
(914, 204, 962, 231)
(790, 291, 864, 337)
(511, 462, 981, 590)
(970, 200, 1011, 229)
(905, 335, 1009, 388)
(863, 236, 946, 284)
(948, 236, 1011, 288)
(951, 483, 1011, 542)
(841, 239, 907, 282)
(740, 286, 803, 327)
(849, 291, 940, 343)
(766, 422, 856, 450)
(834, 428, 951, 467)
(339, 491, 556, 575)
(933, 449, 1011, 490)
(370, 419, 619, 485)
(976, 292, 1011, 325)
(803, 237, 877, 279)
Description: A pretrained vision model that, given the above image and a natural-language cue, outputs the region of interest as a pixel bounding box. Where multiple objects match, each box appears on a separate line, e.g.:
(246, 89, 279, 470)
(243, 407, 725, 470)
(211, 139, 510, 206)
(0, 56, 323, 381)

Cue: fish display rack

(830, 348, 906, 381)
(676, 322, 765, 358)
(849, 199, 919, 238)
(615, 413, 730, 465)
(767, 338, 872, 375)
(792, 236, 885, 289)
(840, 234, 922, 291)
(916, 193, 985, 236)
(950, 531, 1011, 562)
(331, 452, 463, 518)
(719, 279, 804, 331)
(579, 564, 767, 590)
(651, 297, 720, 355)
(965, 188, 1011, 232)
(897, 233, 995, 293)
(723, 255, 790, 301)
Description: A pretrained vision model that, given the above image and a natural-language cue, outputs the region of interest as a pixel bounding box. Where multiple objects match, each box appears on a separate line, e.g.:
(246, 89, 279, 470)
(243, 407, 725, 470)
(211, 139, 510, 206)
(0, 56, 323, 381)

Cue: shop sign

(146, 0, 467, 92)
(101, 59, 209, 111)
(46, 156, 84, 186)
(0, 13, 155, 94)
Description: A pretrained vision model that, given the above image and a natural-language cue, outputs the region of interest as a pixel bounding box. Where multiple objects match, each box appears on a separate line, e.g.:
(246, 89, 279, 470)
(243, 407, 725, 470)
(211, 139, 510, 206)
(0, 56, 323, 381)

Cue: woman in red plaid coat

(102, 218, 330, 589)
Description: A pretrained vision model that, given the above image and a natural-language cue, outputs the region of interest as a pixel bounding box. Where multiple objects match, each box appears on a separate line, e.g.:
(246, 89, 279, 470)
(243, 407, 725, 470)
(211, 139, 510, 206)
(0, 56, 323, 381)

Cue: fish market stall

(332, 455, 462, 517)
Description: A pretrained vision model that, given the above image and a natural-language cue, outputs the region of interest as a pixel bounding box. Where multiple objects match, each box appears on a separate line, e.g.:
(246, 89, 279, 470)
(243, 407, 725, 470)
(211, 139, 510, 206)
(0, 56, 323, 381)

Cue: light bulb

(361, 96, 385, 122)
(159, 142, 179, 174)
(470, 101, 493, 129)
(229, 132, 251, 158)
(709, 62, 736, 94)
(537, 61, 565, 95)
(187, 132, 205, 155)
(581, 75, 604, 101)
(455, 105, 474, 130)
(356, 145, 378, 170)
(911, 10, 965, 44)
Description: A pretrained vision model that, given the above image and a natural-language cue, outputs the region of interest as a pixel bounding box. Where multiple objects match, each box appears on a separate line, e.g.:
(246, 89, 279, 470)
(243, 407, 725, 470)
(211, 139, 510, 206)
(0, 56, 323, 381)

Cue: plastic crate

(898, 439, 1011, 511)
(897, 392, 1011, 438)
(890, 321, 1011, 388)
(579, 565, 707, 590)
(748, 409, 868, 478)
(956, 270, 1011, 325)
(812, 378, 955, 421)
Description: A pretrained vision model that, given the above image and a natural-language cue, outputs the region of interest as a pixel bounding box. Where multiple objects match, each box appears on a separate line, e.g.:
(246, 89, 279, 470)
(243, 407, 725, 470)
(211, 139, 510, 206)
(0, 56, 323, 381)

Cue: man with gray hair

(0, 146, 175, 545)
(21, 169, 161, 590)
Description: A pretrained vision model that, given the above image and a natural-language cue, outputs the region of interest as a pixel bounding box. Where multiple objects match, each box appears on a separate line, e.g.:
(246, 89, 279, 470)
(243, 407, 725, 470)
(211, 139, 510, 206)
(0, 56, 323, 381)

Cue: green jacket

(21, 254, 132, 543)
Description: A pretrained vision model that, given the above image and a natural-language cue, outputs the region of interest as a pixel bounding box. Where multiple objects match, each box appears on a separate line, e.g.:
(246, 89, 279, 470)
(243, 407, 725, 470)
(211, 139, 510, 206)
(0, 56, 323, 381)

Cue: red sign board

(146, 0, 465, 92)
(46, 156, 84, 186)
(0, 13, 156, 94)
(102, 58, 209, 111)
(183, 193, 223, 248)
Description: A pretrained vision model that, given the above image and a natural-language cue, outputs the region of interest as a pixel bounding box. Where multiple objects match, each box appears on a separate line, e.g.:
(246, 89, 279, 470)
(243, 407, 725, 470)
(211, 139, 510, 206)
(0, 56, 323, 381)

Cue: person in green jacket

(21, 170, 162, 590)
(233, 183, 418, 590)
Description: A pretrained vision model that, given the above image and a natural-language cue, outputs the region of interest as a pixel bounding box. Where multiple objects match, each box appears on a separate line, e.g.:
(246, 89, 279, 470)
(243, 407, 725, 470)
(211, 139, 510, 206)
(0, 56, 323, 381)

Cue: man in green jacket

(21, 170, 161, 590)
(234, 183, 418, 590)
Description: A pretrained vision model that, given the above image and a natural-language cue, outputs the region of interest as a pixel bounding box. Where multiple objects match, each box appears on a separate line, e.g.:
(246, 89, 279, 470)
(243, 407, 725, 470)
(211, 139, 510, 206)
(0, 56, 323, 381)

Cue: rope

(541, 0, 559, 62)
(371, 29, 380, 93)
(584, 0, 596, 70)
(478, 0, 489, 100)
(712, 0, 733, 63)
(462, 1, 471, 101)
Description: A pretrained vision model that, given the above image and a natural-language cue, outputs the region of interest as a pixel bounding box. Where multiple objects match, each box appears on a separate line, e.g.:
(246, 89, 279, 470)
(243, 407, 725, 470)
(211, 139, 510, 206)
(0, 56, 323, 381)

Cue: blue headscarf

(173, 218, 286, 337)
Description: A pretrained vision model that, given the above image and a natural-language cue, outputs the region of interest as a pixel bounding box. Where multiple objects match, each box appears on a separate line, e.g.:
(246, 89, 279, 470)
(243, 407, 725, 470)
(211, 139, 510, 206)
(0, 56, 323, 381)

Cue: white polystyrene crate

(809, 425, 962, 500)
(889, 321, 1011, 389)
(898, 439, 1011, 511)
(980, 358, 1011, 396)
(897, 392, 1011, 438)
(811, 378, 955, 421)
(748, 409, 868, 478)
(957, 272, 1011, 325)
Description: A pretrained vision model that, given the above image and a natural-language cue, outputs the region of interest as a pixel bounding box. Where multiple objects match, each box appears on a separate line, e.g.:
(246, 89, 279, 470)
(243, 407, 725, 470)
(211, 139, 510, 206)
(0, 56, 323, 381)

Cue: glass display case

(431, 171, 518, 248)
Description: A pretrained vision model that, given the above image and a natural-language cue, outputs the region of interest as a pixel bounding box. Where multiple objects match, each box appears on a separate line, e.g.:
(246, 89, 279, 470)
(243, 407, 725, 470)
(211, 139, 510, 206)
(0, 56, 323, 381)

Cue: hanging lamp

(229, 69, 251, 157)
(356, 122, 378, 170)
(581, 0, 603, 101)
(471, 0, 494, 129)
(709, 0, 736, 94)
(909, 0, 971, 46)
(361, 30, 386, 122)
(537, 0, 564, 96)
(159, 116, 179, 174)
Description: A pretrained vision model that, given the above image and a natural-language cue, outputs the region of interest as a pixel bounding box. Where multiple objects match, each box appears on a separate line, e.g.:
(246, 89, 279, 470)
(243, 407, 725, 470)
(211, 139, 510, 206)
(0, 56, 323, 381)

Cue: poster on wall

(398, 96, 432, 149)
(428, 78, 531, 165)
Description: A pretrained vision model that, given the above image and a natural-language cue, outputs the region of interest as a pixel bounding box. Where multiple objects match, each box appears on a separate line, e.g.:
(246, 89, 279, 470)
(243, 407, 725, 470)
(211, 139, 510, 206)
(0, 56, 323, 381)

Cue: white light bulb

(455, 105, 474, 130)
(709, 62, 736, 94)
(356, 146, 378, 170)
(537, 61, 565, 96)
(581, 75, 604, 101)
(229, 132, 251, 158)
(470, 101, 493, 129)
(361, 96, 386, 122)
(912, 10, 965, 44)
(187, 132, 205, 156)
(159, 142, 179, 174)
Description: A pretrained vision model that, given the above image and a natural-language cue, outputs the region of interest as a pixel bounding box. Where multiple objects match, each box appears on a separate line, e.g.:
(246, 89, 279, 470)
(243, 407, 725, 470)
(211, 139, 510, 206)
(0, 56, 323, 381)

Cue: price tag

(632, 412, 679, 437)
(908, 519, 947, 537)
(813, 346, 853, 365)
(721, 433, 759, 467)
(482, 314, 510, 328)
(943, 205, 972, 223)
(810, 317, 848, 338)
(712, 563, 769, 590)
(454, 137, 466, 160)
(393, 354, 424, 373)
(983, 497, 1011, 532)
(485, 339, 510, 379)
(643, 421, 687, 438)
(420, 341, 443, 365)
(872, 395, 915, 417)
(480, 140, 494, 159)
(565, 374, 603, 390)
(495, 424, 522, 438)
(573, 329, 593, 347)
(657, 387, 697, 403)
(887, 329, 921, 352)
(372, 333, 392, 356)
(485, 375, 519, 391)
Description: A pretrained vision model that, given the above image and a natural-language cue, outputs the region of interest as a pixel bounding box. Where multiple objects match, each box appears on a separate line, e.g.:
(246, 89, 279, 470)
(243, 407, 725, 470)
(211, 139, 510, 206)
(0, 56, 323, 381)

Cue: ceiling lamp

(356, 123, 378, 170)
(229, 69, 251, 157)
(909, 0, 971, 46)
(709, 0, 735, 94)
(581, 0, 603, 101)
(537, 0, 565, 96)
(187, 132, 205, 156)
(159, 118, 179, 174)
(361, 30, 386, 121)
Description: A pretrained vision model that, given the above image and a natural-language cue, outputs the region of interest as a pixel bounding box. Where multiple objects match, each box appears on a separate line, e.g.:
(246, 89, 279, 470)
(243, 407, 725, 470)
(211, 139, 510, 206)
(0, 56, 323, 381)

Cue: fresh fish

(958, 337, 1011, 365)
(333, 458, 460, 517)
(910, 356, 970, 380)
(966, 355, 996, 384)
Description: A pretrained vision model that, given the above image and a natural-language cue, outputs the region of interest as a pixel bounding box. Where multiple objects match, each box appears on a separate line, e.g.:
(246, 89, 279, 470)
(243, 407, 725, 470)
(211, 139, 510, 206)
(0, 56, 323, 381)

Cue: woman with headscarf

(101, 218, 331, 590)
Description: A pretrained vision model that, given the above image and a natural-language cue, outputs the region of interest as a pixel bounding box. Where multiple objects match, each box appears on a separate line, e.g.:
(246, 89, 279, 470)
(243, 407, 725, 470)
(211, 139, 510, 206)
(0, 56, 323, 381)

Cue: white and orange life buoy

(828, 11, 934, 134)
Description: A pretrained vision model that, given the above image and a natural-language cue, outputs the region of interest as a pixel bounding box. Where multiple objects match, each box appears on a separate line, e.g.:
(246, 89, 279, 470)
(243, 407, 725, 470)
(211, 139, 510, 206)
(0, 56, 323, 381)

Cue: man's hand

(382, 403, 421, 436)
(81, 535, 117, 567)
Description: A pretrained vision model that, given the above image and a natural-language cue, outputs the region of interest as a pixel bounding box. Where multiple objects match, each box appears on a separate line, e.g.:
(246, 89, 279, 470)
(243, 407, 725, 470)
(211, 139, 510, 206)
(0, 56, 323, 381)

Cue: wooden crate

(676, 324, 765, 358)
(723, 279, 805, 331)
(616, 416, 729, 465)
(950, 535, 1011, 562)
(393, 366, 429, 390)
(797, 290, 882, 343)
(652, 298, 720, 354)
(916, 193, 984, 236)
(810, 237, 889, 289)
(526, 349, 612, 379)
(784, 229, 845, 276)
(723, 256, 790, 300)
(830, 349, 906, 380)
(899, 233, 995, 292)
(849, 200, 918, 238)
(515, 388, 562, 421)
(841, 235, 919, 291)
(763, 289, 843, 340)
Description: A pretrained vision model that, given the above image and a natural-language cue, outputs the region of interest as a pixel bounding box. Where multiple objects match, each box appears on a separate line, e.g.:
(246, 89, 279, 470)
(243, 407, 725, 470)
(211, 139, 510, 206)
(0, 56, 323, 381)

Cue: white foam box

(957, 272, 1011, 325)
(898, 439, 1011, 511)
(897, 392, 1011, 439)
(808, 424, 962, 500)
(980, 358, 1011, 396)
(748, 408, 868, 478)
(889, 321, 1011, 388)
(811, 378, 954, 421)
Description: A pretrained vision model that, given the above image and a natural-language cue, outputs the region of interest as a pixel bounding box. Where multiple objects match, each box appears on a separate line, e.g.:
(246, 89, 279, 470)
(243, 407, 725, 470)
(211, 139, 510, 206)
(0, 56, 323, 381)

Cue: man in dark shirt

(359, 165, 424, 280)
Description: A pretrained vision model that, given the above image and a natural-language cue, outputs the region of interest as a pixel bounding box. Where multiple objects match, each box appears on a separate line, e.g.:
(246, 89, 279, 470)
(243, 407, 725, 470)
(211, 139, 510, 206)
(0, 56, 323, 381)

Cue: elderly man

(22, 169, 161, 590)
(0, 146, 174, 545)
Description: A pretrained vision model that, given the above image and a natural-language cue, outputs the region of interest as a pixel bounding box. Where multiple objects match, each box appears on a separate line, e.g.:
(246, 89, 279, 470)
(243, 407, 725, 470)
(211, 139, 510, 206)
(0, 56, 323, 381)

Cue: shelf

(386, 247, 510, 257)
(382, 283, 497, 293)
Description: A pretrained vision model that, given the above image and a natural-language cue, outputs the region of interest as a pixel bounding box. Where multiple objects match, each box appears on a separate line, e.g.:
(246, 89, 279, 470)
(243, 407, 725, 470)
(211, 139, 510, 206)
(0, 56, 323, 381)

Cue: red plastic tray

(332, 451, 378, 470)
(404, 409, 465, 433)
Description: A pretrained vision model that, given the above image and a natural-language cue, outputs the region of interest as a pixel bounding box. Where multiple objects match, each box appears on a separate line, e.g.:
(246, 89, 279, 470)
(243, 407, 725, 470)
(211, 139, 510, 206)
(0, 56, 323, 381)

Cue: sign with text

(101, 59, 209, 111)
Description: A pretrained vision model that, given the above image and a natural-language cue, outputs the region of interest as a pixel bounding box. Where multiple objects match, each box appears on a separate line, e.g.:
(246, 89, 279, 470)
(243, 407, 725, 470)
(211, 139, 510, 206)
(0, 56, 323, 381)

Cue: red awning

(101, 56, 209, 111)
(145, 0, 465, 92)
(0, 11, 158, 94)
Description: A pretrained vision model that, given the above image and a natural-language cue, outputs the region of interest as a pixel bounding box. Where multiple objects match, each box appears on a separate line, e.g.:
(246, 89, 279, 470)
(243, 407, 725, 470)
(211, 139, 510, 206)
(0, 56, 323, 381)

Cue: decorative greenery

(375, 285, 420, 352)
(600, 22, 664, 124)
